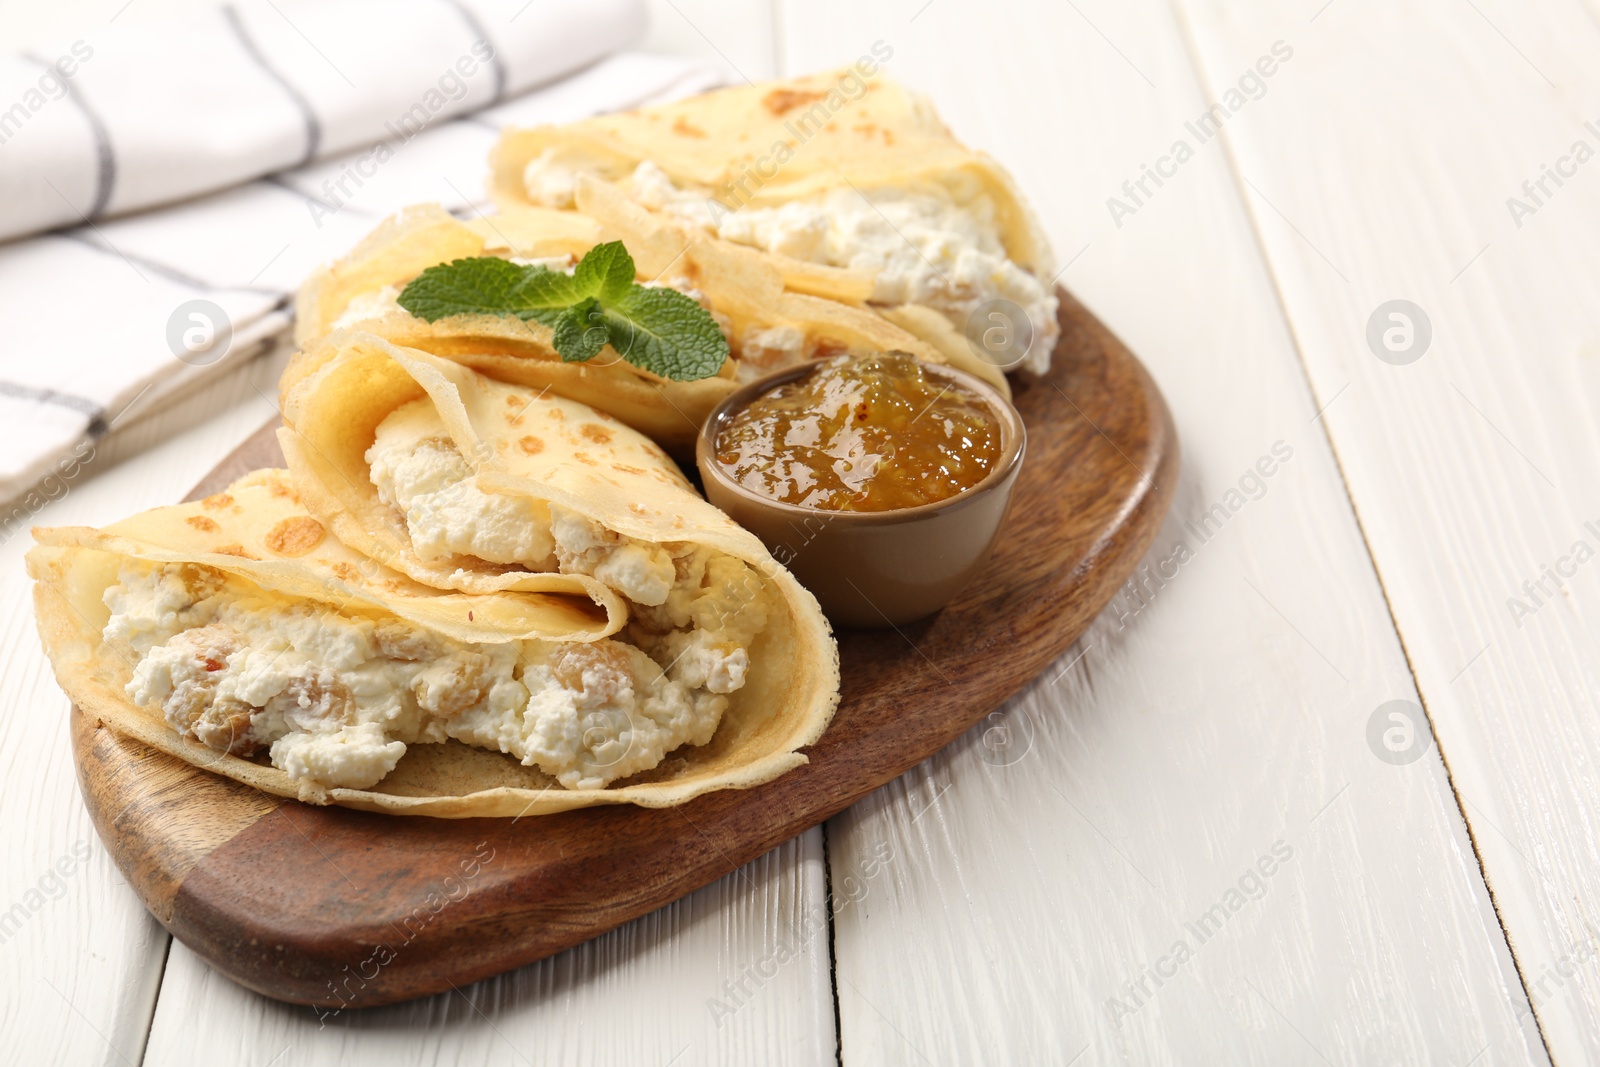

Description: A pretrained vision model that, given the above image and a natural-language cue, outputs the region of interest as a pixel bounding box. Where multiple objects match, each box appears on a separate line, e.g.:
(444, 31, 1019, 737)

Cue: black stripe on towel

(59, 231, 284, 298)
(439, 0, 507, 103)
(0, 381, 109, 436)
(223, 4, 323, 166)
(24, 52, 116, 219)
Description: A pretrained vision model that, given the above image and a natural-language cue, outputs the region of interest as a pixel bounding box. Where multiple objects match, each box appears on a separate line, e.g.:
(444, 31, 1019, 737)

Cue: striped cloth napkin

(0, 0, 722, 514)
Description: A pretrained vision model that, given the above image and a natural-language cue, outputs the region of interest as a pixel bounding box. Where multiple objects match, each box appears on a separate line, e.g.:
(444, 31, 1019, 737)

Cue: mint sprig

(396, 242, 728, 382)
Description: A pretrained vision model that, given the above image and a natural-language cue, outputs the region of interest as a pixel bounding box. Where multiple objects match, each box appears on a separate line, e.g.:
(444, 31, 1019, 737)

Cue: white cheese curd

(521, 146, 620, 210)
(532, 159, 1061, 374)
(365, 399, 699, 609)
(367, 401, 557, 568)
(628, 554, 769, 698)
(331, 284, 402, 330)
(736, 324, 811, 381)
(272, 724, 407, 790)
(450, 641, 724, 789)
(103, 560, 756, 793)
(102, 562, 227, 654)
(630, 159, 709, 224)
(547, 506, 678, 607)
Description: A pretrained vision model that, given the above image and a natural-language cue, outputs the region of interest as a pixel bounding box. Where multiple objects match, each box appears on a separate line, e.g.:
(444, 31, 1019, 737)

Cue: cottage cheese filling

(522, 156, 1059, 373)
(330, 284, 403, 331)
(104, 558, 756, 793)
(365, 398, 717, 608)
(361, 397, 770, 752)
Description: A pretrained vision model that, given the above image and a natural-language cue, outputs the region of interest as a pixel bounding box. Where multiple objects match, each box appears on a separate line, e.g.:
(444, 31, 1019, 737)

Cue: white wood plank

(0, 344, 291, 1067)
(1171, 0, 1600, 1061)
(778, 0, 1544, 1063)
(144, 831, 834, 1067)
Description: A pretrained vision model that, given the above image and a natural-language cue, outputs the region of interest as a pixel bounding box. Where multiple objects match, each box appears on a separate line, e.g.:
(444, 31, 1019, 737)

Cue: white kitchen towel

(0, 0, 724, 515)
(0, 0, 651, 241)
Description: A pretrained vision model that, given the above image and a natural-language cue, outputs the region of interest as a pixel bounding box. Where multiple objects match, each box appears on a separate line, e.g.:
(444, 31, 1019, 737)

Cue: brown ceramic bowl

(696, 358, 1027, 629)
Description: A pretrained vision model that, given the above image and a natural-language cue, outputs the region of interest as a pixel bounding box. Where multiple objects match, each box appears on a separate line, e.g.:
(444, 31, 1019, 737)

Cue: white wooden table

(5, 0, 1600, 1063)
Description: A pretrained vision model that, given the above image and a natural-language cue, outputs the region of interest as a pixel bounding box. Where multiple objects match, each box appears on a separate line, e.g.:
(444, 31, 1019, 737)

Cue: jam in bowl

(696, 352, 1027, 628)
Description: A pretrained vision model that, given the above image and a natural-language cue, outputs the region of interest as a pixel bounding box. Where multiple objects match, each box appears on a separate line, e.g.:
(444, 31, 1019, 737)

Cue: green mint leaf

(511, 268, 583, 312)
(551, 298, 609, 363)
(398, 257, 580, 322)
(602, 287, 729, 382)
(571, 241, 636, 303)
(395, 248, 729, 382)
(521, 306, 566, 329)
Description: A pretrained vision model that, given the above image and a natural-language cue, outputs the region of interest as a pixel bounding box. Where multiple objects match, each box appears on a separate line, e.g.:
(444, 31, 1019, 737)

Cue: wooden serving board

(70, 289, 1177, 1008)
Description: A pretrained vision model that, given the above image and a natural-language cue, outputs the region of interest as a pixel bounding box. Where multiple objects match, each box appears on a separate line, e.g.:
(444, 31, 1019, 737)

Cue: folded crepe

(291, 193, 1007, 453)
(489, 68, 1061, 375)
(29, 375, 839, 815)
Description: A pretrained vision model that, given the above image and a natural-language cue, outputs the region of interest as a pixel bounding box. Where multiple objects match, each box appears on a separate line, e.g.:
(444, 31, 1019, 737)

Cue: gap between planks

(1160, 0, 1553, 1062)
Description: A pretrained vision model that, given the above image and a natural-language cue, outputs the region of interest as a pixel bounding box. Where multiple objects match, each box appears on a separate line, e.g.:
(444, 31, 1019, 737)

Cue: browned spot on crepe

(214, 543, 256, 559)
(580, 424, 612, 445)
(202, 493, 234, 510)
(762, 88, 825, 115)
(185, 516, 219, 533)
(518, 435, 544, 456)
(672, 115, 707, 138)
(854, 123, 893, 145)
(264, 516, 325, 557)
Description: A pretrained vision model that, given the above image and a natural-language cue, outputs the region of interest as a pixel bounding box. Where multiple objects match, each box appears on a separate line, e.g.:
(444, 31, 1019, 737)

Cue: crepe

(278, 331, 837, 800)
(489, 68, 1061, 374)
(291, 194, 1006, 454)
(29, 380, 839, 814)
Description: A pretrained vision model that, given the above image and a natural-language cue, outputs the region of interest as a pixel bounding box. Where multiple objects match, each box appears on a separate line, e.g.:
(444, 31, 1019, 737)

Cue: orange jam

(714, 353, 1003, 512)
